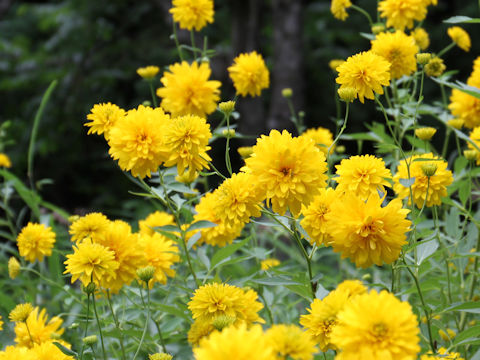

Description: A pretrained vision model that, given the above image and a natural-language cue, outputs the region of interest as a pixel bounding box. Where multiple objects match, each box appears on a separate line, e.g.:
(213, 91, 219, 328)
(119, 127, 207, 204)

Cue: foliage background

(1, 0, 479, 218)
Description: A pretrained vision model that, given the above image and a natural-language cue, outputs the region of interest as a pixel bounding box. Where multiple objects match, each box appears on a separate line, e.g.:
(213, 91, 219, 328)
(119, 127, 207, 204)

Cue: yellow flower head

(412, 27, 430, 50)
(17, 223, 56, 263)
(85, 102, 125, 140)
(161, 115, 212, 175)
(300, 127, 334, 155)
(242, 129, 327, 216)
(415, 127, 436, 140)
(14, 307, 64, 348)
(265, 324, 318, 360)
(378, 0, 428, 30)
(334, 154, 392, 200)
(300, 187, 337, 246)
(468, 127, 480, 165)
(149, 353, 173, 360)
(393, 153, 453, 208)
(0, 346, 36, 360)
(331, 290, 420, 360)
(237, 146, 254, 159)
(449, 89, 480, 128)
(261, 258, 281, 270)
(326, 193, 411, 268)
(95, 221, 146, 293)
(137, 65, 160, 80)
(170, 0, 214, 31)
(8, 257, 21, 279)
(0, 315, 2, 331)
(331, 0, 352, 21)
(188, 320, 215, 346)
(371, 31, 418, 79)
(213, 172, 263, 228)
(31, 341, 75, 360)
(138, 232, 179, 288)
(447, 26, 471, 52)
(425, 57, 446, 77)
(69, 212, 111, 243)
(0, 153, 12, 168)
(64, 241, 119, 286)
(157, 61, 221, 117)
(108, 105, 170, 178)
(188, 283, 264, 325)
(336, 51, 391, 103)
(420, 347, 464, 360)
(447, 118, 464, 130)
(300, 289, 351, 351)
(329, 59, 345, 72)
(139, 211, 175, 236)
(9, 303, 34, 322)
(468, 56, 480, 86)
(336, 279, 367, 297)
(194, 324, 275, 360)
(228, 51, 270, 97)
(193, 192, 243, 247)
(218, 100, 236, 114)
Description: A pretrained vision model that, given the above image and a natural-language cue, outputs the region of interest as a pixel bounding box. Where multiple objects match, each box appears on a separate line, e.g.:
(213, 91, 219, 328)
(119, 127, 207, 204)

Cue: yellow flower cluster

(378, 0, 434, 30)
(16, 223, 56, 263)
(170, 0, 214, 31)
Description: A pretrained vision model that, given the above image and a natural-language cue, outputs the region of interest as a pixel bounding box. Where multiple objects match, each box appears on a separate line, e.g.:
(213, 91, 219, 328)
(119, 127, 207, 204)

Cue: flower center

(358, 216, 384, 238)
(280, 167, 292, 177)
(372, 322, 388, 341)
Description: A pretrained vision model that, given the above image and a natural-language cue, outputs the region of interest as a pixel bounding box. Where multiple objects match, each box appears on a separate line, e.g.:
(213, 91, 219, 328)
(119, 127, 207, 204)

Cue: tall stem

(291, 220, 315, 299)
(133, 287, 151, 360)
(92, 294, 107, 360)
(106, 291, 126, 360)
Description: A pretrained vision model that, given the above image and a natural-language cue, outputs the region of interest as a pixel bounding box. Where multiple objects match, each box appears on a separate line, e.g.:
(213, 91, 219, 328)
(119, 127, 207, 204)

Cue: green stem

(106, 291, 126, 360)
(153, 319, 168, 353)
(149, 81, 158, 108)
(133, 287, 151, 360)
(350, 4, 373, 27)
(92, 293, 107, 360)
(291, 221, 315, 299)
(436, 42, 455, 58)
(172, 22, 184, 61)
(441, 128, 451, 159)
(25, 321, 35, 346)
(224, 113, 233, 176)
(190, 30, 198, 60)
(327, 102, 349, 183)
(79, 293, 91, 360)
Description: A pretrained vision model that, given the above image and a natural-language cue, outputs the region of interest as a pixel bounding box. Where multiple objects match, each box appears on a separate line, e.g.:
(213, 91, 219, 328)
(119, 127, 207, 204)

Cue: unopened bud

(421, 163, 438, 177)
(149, 353, 173, 360)
(416, 53, 432, 65)
(222, 129, 236, 137)
(371, 24, 385, 35)
(447, 118, 464, 129)
(83, 335, 98, 346)
(8, 257, 20, 279)
(83, 282, 96, 295)
(464, 149, 478, 161)
(212, 315, 236, 331)
(137, 265, 156, 283)
(338, 87, 356, 102)
(415, 127, 436, 141)
(237, 146, 254, 159)
(336, 145, 346, 154)
(282, 88, 293, 98)
(218, 101, 235, 115)
(425, 57, 446, 77)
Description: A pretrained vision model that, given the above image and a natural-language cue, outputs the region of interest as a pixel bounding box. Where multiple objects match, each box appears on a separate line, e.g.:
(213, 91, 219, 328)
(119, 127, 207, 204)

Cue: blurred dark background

(0, 0, 478, 216)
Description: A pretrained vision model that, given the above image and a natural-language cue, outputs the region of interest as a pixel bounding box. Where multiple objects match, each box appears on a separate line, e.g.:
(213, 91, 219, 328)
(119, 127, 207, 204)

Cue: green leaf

(453, 325, 480, 346)
(442, 301, 480, 314)
(416, 239, 438, 265)
(186, 220, 216, 233)
(432, 77, 480, 100)
(210, 237, 250, 270)
(52, 341, 78, 357)
(152, 303, 190, 321)
(251, 277, 303, 286)
(454, 156, 468, 174)
(399, 177, 415, 188)
(444, 16, 480, 23)
(459, 181, 470, 206)
(0, 169, 41, 218)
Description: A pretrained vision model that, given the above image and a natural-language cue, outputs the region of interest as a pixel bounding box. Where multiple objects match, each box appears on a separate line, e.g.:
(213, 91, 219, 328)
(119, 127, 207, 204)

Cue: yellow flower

(170, 0, 214, 31)
(334, 154, 392, 200)
(371, 31, 418, 79)
(265, 324, 318, 360)
(188, 283, 264, 325)
(438, 328, 456, 342)
(218, 100, 236, 114)
(139, 211, 175, 236)
(449, 89, 480, 129)
(9, 303, 34, 322)
(237, 146, 254, 159)
(0, 346, 36, 360)
(95, 221, 146, 293)
(331, 0, 352, 21)
(331, 290, 420, 360)
(69, 212, 111, 243)
(84, 102, 125, 140)
(326, 193, 411, 268)
(138, 232, 179, 288)
(468, 56, 480, 86)
(261, 258, 281, 270)
(417, 53, 432, 65)
(242, 129, 327, 216)
(393, 153, 453, 208)
(336, 279, 367, 297)
(157, 61, 221, 117)
(425, 57, 446, 77)
(336, 51, 391, 103)
(378, 0, 428, 30)
(300, 127, 335, 155)
(193, 192, 243, 247)
(64, 241, 119, 286)
(108, 105, 170, 178)
(300, 289, 351, 351)
(188, 320, 215, 346)
(31, 341, 74, 360)
(228, 51, 270, 97)
(420, 347, 464, 360)
(161, 115, 212, 175)
(412, 27, 430, 50)
(213, 172, 263, 228)
(468, 127, 480, 165)
(17, 223, 56, 263)
(329, 59, 345, 72)
(149, 353, 173, 360)
(14, 307, 64, 348)
(447, 118, 464, 130)
(338, 87, 357, 102)
(8, 257, 21, 279)
(0, 315, 3, 331)
(415, 127, 437, 140)
(0, 153, 12, 168)
(300, 188, 337, 246)
(137, 65, 160, 80)
(193, 324, 275, 360)
(447, 26, 471, 52)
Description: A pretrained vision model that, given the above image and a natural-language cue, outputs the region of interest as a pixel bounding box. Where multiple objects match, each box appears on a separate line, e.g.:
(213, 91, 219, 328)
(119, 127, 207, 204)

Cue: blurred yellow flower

(447, 26, 471, 52)
(9, 303, 34, 322)
(329, 59, 345, 72)
(261, 258, 280, 270)
(378, 0, 428, 30)
(415, 127, 437, 140)
(137, 65, 160, 80)
(421, 347, 464, 360)
(425, 57, 446, 77)
(0, 153, 12, 168)
(301, 188, 337, 246)
(331, 0, 352, 21)
(228, 51, 270, 97)
(17, 223, 56, 263)
(300, 127, 334, 155)
(139, 211, 175, 236)
(14, 307, 64, 348)
(170, 0, 214, 31)
(412, 27, 430, 50)
(8, 257, 21, 279)
(265, 324, 318, 360)
(187, 320, 215, 346)
(157, 61, 221, 117)
(468, 127, 480, 165)
(449, 89, 480, 128)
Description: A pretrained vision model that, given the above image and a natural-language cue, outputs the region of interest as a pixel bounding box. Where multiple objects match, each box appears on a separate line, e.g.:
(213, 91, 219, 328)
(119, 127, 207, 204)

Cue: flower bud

(8, 257, 20, 279)
(83, 282, 96, 295)
(218, 101, 236, 115)
(338, 87, 356, 102)
(464, 149, 478, 161)
(137, 66, 160, 80)
(149, 353, 173, 360)
(421, 163, 438, 177)
(416, 53, 432, 65)
(222, 129, 236, 137)
(137, 265, 156, 283)
(371, 23, 385, 35)
(212, 314, 236, 331)
(425, 57, 446, 77)
(237, 146, 254, 159)
(83, 335, 98, 346)
(281, 88, 293, 98)
(415, 127, 436, 141)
